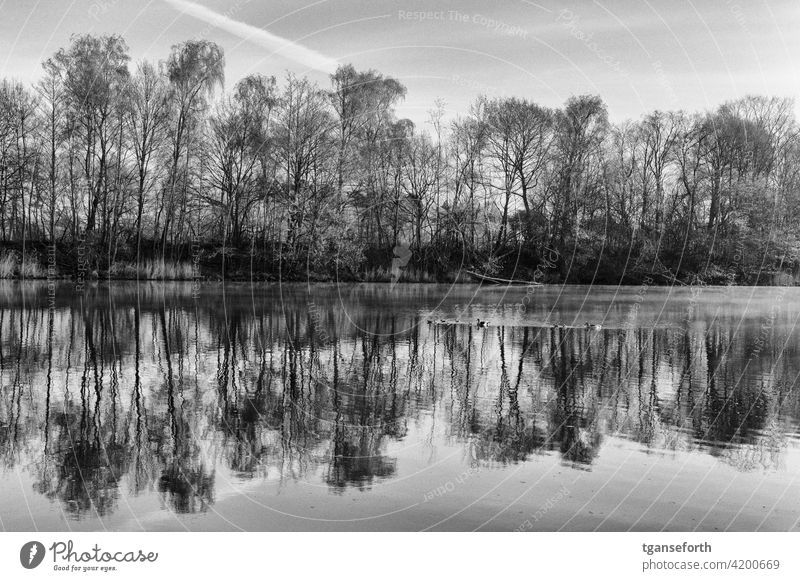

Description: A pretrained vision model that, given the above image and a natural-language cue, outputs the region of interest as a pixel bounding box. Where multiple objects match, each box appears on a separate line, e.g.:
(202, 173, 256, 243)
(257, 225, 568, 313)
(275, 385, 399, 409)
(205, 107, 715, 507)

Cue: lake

(0, 281, 798, 531)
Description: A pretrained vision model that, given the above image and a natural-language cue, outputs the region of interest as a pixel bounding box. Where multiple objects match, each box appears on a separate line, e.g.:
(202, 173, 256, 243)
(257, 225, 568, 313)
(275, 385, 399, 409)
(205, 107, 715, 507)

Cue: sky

(1, 0, 799, 128)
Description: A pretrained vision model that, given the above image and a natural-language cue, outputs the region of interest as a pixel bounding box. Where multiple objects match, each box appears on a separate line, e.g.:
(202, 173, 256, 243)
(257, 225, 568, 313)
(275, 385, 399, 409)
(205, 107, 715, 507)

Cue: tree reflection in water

(0, 282, 797, 519)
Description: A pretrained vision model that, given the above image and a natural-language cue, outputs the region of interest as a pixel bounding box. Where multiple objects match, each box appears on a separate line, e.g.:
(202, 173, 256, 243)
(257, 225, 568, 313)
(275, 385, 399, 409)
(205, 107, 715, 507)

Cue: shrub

(0, 252, 16, 278)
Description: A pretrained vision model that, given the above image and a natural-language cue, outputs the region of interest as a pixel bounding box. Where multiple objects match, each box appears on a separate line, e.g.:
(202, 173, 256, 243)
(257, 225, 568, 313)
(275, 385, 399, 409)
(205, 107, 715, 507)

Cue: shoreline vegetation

(0, 242, 793, 286)
(1, 34, 800, 287)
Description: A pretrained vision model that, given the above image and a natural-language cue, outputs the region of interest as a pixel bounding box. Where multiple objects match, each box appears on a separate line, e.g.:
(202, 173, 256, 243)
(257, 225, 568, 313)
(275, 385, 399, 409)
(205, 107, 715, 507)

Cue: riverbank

(0, 267, 795, 286)
(0, 240, 796, 286)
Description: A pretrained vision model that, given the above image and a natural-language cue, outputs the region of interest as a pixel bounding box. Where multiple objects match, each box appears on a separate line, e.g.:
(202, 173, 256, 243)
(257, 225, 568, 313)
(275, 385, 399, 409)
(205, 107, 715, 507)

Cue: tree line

(1, 33, 799, 283)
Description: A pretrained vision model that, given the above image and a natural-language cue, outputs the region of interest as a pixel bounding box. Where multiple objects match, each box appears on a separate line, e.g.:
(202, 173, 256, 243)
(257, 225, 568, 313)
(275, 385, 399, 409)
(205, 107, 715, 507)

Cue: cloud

(163, 0, 339, 74)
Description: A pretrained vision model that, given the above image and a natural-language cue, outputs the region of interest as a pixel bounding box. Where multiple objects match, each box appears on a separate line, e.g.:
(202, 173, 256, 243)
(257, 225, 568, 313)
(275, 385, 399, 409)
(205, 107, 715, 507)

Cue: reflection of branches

(720, 421, 787, 471)
(327, 427, 396, 490)
(325, 333, 401, 490)
(1, 284, 799, 522)
(38, 398, 130, 518)
(158, 462, 215, 514)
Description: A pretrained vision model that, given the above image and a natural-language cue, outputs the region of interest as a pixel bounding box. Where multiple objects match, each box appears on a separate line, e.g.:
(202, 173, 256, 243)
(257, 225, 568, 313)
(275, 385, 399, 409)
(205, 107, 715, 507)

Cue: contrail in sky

(163, 0, 339, 74)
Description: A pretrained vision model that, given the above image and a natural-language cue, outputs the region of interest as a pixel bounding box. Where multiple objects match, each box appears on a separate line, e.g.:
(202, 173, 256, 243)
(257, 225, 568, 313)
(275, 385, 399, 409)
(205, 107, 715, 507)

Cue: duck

(476, 318, 488, 328)
(584, 322, 602, 330)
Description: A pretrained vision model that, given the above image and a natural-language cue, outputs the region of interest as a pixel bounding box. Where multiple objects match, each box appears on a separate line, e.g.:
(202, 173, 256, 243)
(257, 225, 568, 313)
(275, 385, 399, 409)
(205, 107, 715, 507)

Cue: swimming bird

(585, 322, 602, 330)
(476, 318, 488, 328)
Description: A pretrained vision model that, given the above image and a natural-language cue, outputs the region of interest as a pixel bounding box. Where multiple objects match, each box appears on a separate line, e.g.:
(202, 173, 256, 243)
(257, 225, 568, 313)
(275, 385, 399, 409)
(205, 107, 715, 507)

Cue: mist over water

(0, 282, 798, 531)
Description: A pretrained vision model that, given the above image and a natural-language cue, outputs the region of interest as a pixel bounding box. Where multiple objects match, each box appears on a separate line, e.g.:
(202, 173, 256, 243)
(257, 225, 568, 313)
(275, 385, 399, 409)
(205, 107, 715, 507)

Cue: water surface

(0, 282, 798, 531)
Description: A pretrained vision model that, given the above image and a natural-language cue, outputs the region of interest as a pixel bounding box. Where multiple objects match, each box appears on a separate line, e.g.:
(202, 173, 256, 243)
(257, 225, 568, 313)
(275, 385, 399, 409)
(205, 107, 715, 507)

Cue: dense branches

(1, 34, 799, 283)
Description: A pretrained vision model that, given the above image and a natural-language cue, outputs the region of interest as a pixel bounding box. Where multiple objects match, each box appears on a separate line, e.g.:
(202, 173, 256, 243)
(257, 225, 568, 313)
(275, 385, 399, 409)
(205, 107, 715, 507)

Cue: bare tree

(51, 34, 130, 239)
(162, 40, 224, 252)
(126, 61, 169, 266)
